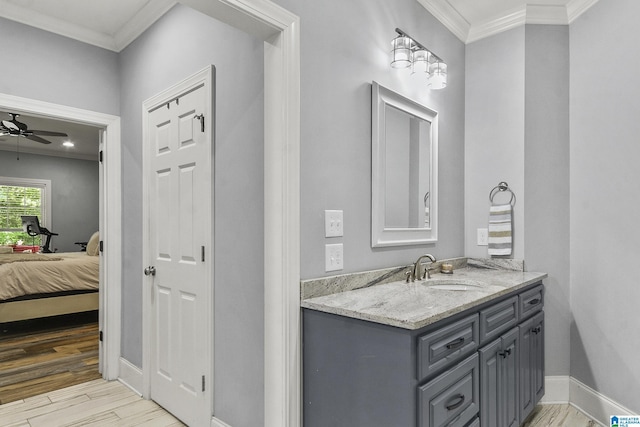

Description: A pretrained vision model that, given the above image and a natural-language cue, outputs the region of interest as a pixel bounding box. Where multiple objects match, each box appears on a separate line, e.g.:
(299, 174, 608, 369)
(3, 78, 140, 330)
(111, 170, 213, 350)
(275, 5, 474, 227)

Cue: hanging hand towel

(488, 204, 512, 256)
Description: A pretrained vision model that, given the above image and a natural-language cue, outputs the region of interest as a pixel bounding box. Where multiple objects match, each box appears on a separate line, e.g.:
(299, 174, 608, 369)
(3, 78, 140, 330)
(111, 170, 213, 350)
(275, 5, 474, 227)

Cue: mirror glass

(372, 81, 438, 247)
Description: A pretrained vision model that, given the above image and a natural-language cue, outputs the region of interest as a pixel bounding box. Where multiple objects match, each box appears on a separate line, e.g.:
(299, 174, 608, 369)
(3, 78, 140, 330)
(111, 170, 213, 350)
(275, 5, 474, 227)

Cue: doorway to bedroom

(0, 96, 122, 403)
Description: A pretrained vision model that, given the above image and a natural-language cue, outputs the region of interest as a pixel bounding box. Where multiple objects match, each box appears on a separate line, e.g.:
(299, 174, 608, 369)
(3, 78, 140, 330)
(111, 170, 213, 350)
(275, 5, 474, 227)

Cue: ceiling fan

(0, 113, 68, 144)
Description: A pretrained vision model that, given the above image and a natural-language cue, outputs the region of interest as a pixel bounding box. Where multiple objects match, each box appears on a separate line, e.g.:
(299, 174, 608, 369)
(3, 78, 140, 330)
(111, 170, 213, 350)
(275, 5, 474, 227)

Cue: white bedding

(0, 252, 99, 301)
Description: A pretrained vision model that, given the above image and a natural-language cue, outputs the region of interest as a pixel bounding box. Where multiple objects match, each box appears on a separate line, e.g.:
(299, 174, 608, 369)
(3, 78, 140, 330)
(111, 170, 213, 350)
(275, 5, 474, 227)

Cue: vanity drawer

(520, 284, 544, 319)
(417, 314, 479, 381)
(479, 296, 518, 344)
(418, 353, 479, 427)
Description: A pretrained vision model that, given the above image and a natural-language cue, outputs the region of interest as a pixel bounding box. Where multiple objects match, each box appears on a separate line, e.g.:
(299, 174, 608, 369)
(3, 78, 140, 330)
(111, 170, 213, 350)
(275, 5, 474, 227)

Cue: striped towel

(488, 204, 512, 256)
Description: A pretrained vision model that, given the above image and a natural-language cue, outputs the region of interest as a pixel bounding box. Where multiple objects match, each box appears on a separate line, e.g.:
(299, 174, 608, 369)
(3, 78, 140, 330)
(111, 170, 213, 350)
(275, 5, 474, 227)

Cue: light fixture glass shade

(390, 35, 412, 69)
(428, 61, 447, 89)
(411, 49, 430, 76)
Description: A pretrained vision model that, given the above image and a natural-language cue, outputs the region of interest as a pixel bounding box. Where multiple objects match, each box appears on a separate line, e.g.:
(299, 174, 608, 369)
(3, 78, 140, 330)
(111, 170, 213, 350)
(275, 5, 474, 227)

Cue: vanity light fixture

(391, 28, 447, 90)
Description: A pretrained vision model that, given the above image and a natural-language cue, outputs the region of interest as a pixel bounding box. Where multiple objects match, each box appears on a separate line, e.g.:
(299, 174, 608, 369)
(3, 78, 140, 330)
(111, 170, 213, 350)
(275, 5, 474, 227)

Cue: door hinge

(99, 150, 103, 163)
(202, 375, 205, 392)
(99, 331, 103, 342)
(99, 240, 104, 253)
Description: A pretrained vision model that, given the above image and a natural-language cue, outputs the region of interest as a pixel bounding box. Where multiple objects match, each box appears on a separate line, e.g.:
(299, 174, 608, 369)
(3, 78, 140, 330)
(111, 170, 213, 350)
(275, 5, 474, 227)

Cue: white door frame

(178, 1, 300, 426)
(0, 92, 122, 381)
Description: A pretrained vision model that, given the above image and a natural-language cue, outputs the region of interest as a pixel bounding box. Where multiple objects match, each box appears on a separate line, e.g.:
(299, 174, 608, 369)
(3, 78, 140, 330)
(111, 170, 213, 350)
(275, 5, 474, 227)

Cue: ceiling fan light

(63, 141, 75, 148)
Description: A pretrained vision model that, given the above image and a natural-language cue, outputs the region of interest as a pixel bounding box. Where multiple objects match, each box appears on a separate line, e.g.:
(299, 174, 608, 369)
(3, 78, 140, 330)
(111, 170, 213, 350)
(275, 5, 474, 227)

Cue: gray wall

(465, 25, 571, 379)
(118, 5, 264, 426)
(0, 152, 99, 252)
(274, 0, 466, 280)
(570, 0, 640, 412)
(465, 28, 525, 259)
(0, 17, 119, 116)
(524, 25, 571, 378)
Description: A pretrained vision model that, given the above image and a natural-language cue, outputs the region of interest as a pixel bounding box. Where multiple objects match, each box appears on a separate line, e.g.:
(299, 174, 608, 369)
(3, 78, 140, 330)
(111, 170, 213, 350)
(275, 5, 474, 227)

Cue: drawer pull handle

(532, 326, 542, 334)
(528, 298, 541, 305)
(445, 394, 465, 411)
(445, 337, 465, 350)
(498, 348, 512, 358)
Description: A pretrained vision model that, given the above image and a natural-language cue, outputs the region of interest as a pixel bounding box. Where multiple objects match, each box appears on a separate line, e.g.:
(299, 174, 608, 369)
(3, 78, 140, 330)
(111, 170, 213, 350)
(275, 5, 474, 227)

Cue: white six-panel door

(143, 66, 214, 427)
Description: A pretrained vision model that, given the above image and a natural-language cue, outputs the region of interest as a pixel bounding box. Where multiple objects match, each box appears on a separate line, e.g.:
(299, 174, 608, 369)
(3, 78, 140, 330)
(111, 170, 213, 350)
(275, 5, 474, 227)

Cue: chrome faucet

(409, 254, 437, 282)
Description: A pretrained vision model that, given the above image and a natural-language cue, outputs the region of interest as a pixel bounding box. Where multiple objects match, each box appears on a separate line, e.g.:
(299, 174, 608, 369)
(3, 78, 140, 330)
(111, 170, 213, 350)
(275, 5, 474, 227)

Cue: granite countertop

(301, 261, 547, 330)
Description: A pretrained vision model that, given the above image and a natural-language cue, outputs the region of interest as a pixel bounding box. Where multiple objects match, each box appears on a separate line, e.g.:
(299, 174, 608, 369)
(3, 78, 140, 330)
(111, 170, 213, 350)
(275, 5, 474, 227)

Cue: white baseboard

(570, 377, 635, 427)
(540, 375, 570, 404)
(118, 357, 143, 396)
(539, 376, 637, 426)
(211, 417, 233, 427)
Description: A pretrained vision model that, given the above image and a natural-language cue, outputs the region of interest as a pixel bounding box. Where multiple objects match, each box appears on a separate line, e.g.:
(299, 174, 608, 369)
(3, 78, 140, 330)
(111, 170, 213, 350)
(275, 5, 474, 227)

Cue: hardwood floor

(0, 312, 102, 405)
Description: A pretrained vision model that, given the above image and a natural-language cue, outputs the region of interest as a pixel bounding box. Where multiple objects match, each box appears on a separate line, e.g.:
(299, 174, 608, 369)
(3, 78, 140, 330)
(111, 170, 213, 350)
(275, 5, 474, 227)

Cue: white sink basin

(421, 278, 488, 291)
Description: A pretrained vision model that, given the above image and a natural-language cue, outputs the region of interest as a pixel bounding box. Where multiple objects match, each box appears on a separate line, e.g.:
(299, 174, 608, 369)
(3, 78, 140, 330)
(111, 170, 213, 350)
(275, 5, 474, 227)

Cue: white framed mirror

(371, 81, 438, 247)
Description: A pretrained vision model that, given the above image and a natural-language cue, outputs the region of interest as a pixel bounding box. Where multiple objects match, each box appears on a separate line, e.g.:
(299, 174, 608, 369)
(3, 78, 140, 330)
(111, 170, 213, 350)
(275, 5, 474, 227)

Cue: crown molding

(0, 0, 117, 51)
(415, 0, 470, 43)
(0, 0, 175, 52)
(467, 6, 527, 44)
(419, 0, 599, 44)
(113, 0, 177, 51)
(567, 0, 600, 23)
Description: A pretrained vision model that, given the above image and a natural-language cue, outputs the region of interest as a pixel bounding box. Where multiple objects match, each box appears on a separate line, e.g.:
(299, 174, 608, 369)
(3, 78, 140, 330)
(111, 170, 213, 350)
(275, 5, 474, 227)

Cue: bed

(0, 232, 100, 323)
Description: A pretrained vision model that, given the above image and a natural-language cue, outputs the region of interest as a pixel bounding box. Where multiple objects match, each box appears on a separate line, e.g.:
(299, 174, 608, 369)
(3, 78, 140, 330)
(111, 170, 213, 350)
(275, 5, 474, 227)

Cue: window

(0, 177, 51, 246)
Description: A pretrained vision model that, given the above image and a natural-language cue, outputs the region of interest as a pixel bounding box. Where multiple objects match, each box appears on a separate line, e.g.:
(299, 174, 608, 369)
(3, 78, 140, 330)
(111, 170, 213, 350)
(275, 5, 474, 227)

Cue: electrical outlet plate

(325, 243, 344, 271)
(477, 228, 488, 246)
(325, 210, 343, 237)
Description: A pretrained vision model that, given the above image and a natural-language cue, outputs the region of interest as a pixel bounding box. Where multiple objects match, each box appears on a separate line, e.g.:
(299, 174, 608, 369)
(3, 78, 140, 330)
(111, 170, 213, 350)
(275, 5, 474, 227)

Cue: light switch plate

(477, 228, 488, 246)
(325, 243, 344, 271)
(325, 210, 344, 237)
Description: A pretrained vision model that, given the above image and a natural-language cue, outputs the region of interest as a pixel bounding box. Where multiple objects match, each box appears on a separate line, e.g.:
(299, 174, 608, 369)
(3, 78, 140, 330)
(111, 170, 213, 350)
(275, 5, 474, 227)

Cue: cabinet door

(479, 337, 500, 427)
(501, 328, 519, 427)
(480, 327, 519, 427)
(532, 313, 545, 405)
(519, 311, 545, 422)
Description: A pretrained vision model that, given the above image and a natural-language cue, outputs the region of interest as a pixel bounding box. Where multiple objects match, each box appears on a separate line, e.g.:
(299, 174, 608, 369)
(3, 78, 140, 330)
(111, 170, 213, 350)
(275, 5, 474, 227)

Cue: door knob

(144, 266, 156, 276)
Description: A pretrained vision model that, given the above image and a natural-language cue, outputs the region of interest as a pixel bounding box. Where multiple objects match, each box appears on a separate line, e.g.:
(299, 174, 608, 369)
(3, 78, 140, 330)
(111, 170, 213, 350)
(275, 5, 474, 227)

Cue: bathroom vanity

(302, 259, 546, 427)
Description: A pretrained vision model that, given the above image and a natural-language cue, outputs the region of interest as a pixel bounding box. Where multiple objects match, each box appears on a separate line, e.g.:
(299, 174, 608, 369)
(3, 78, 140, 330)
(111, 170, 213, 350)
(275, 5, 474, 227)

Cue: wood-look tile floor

(0, 378, 184, 426)
(523, 404, 600, 426)
(0, 376, 600, 427)
(0, 312, 102, 405)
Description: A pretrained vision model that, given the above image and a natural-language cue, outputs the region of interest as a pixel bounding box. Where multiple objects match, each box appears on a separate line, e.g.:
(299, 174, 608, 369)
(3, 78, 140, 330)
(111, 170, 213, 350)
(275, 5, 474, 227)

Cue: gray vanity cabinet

(479, 327, 519, 427)
(302, 281, 544, 427)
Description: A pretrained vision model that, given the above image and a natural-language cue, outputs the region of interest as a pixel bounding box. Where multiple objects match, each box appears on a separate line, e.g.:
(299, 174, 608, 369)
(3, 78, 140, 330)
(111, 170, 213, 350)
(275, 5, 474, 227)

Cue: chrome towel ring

(489, 181, 516, 206)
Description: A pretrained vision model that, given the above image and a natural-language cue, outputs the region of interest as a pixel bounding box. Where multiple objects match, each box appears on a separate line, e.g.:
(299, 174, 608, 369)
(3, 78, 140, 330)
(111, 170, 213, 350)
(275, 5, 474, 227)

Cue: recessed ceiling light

(63, 141, 75, 148)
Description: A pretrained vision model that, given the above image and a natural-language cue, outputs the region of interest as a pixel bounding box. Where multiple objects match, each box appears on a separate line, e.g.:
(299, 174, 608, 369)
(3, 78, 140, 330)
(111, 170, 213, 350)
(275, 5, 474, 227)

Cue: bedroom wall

(0, 152, 99, 252)
(272, 0, 466, 279)
(118, 5, 264, 426)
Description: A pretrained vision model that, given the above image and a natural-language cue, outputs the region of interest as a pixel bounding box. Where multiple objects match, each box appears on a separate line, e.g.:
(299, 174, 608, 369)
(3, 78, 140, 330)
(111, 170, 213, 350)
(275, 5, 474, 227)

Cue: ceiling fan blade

(25, 134, 53, 144)
(30, 130, 69, 137)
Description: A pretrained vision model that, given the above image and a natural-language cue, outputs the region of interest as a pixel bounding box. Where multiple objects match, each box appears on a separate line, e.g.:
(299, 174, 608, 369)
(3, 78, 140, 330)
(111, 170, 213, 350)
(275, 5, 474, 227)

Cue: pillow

(0, 246, 13, 254)
(86, 231, 100, 256)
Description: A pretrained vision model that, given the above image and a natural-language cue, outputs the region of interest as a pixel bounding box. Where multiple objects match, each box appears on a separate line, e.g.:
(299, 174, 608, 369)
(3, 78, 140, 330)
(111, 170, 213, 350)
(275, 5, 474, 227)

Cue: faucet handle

(405, 270, 412, 283)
